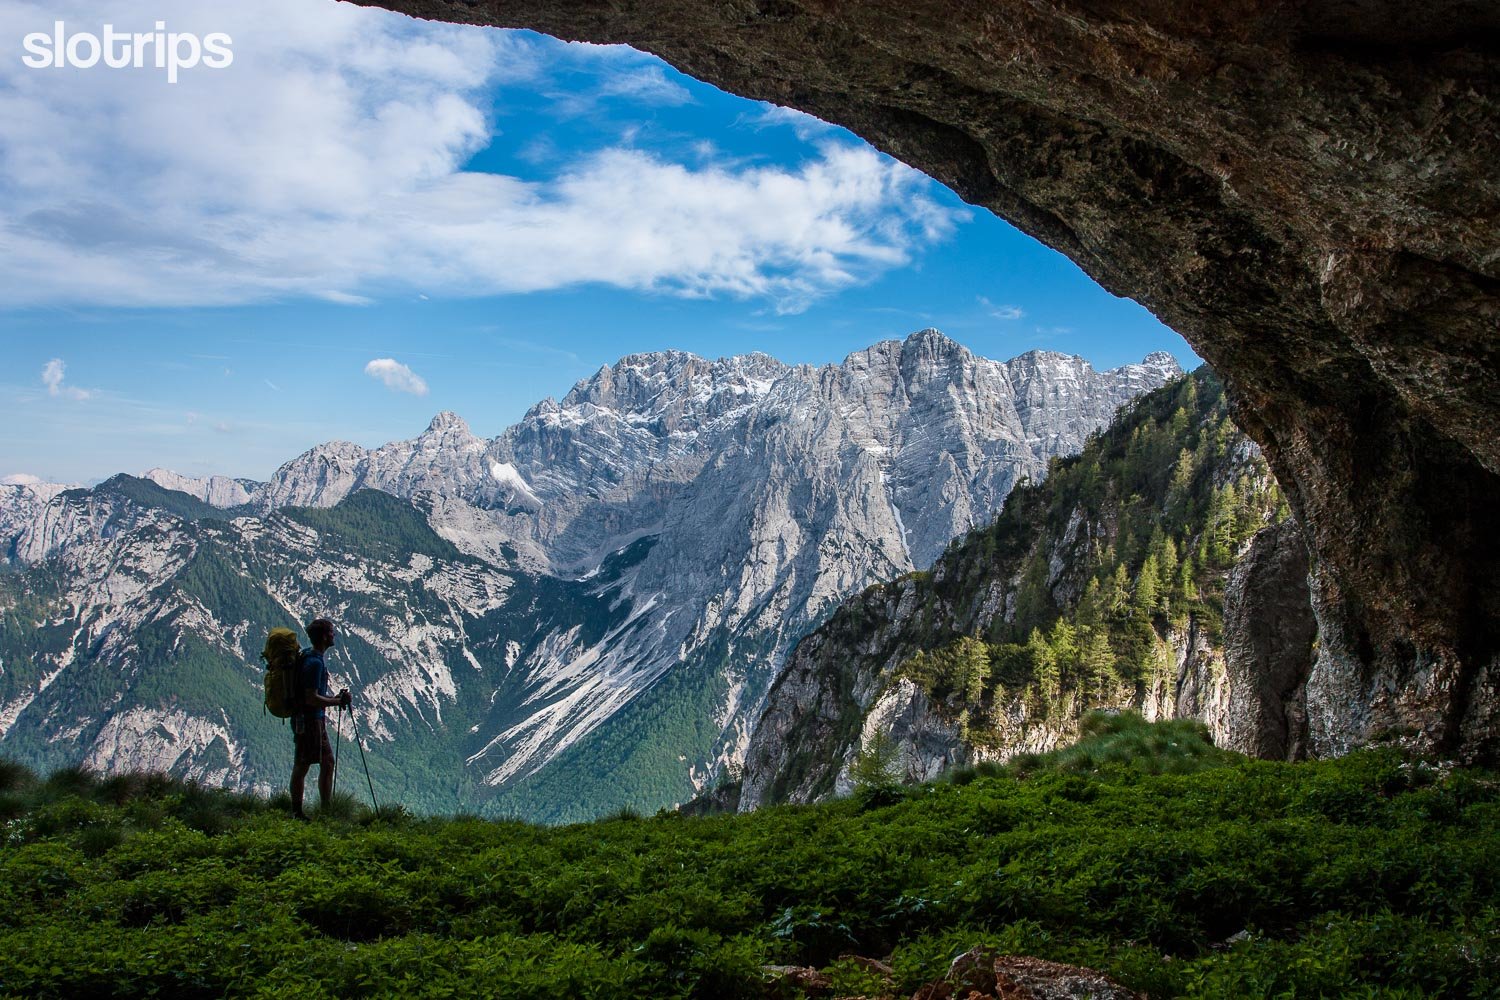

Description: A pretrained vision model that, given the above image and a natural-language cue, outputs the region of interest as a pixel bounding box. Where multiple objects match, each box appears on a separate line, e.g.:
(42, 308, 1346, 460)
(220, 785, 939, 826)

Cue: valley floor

(0, 718, 1494, 998)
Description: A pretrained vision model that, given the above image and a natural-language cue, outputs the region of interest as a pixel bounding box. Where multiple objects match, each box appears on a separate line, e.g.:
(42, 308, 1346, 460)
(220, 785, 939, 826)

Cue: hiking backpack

(261, 627, 305, 718)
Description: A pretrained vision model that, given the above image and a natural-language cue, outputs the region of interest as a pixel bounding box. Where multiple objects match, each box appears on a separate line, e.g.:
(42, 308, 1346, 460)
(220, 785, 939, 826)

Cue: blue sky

(0, 0, 1195, 485)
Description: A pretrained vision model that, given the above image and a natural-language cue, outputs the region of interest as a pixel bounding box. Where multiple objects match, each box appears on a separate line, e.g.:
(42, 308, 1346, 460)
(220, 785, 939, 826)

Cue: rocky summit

(0, 330, 1177, 820)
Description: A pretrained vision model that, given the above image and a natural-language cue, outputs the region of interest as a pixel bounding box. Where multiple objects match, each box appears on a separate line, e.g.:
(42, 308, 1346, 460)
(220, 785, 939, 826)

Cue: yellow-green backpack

(261, 627, 304, 718)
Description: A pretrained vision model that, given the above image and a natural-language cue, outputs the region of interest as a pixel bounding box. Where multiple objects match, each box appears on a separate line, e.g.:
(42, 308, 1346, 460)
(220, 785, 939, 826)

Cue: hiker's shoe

(291, 810, 310, 823)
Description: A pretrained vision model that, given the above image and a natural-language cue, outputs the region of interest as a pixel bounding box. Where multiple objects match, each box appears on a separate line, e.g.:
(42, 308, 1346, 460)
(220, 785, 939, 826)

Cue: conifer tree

(1027, 627, 1060, 702)
(850, 730, 902, 796)
(1106, 563, 1131, 616)
(956, 635, 990, 705)
(1077, 577, 1103, 628)
(1209, 483, 1238, 565)
(1079, 627, 1117, 695)
(1048, 619, 1079, 675)
(1135, 554, 1160, 615)
(1178, 552, 1197, 609)
(1158, 536, 1179, 608)
(1169, 448, 1195, 503)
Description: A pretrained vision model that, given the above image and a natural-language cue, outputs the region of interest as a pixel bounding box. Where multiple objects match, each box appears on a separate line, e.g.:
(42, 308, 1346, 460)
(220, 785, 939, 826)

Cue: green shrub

(0, 746, 1495, 998)
(0, 759, 35, 793)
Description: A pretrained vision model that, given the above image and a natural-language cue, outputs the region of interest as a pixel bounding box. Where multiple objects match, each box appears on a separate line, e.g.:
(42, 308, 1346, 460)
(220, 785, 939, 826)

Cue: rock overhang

(349, 0, 1499, 759)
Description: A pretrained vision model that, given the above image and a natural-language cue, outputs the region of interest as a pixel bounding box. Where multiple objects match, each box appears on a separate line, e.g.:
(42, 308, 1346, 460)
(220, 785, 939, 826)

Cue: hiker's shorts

(293, 716, 333, 769)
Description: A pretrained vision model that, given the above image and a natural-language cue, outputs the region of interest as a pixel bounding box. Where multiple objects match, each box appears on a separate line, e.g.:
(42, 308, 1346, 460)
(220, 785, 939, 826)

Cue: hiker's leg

(291, 720, 314, 815)
(291, 760, 309, 814)
(316, 720, 334, 808)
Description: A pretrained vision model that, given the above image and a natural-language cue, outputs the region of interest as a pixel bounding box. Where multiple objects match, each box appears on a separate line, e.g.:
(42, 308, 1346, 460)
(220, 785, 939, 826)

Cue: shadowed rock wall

(1222, 518, 1315, 761)
(355, 0, 1500, 759)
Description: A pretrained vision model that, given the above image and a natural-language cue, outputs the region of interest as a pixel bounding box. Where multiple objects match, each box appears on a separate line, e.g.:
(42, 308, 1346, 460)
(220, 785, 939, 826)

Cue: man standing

(290, 617, 352, 820)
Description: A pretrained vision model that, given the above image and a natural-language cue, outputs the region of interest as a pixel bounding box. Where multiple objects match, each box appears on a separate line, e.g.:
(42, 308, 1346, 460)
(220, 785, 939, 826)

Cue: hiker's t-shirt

(298, 648, 330, 721)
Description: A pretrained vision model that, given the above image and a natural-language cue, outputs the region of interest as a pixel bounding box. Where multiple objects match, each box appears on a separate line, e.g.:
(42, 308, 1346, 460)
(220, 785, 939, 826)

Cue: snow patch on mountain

(489, 461, 542, 508)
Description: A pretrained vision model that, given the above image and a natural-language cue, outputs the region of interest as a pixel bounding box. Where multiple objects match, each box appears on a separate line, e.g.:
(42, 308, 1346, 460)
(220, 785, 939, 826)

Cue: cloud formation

(979, 296, 1024, 321)
(596, 65, 694, 106)
(746, 104, 838, 140)
(0, 0, 961, 314)
(365, 358, 430, 396)
(41, 359, 91, 400)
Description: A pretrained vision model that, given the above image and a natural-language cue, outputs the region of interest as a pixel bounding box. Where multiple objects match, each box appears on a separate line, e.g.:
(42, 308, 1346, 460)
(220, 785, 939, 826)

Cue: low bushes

(0, 726, 1494, 998)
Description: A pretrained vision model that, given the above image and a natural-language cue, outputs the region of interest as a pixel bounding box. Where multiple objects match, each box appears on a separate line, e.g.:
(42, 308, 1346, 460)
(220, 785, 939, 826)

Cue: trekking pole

(331, 647, 379, 812)
(347, 706, 380, 813)
(331, 705, 343, 802)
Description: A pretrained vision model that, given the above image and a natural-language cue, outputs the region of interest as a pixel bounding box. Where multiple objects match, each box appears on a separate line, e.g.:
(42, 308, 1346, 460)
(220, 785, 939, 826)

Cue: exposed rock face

(738, 371, 1289, 810)
(83, 707, 251, 792)
(1154, 614, 1229, 744)
(1222, 518, 1316, 761)
(142, 470, 257, 508)
(360, 0, 1500, 760)
(843, 678, 966, 795)
(0, 482, 72, 564)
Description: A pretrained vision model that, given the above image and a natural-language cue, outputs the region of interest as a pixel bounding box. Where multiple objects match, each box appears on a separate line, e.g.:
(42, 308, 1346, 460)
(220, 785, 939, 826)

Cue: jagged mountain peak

(550, 349, 790, 434)
(842, 327, 969, 362)
(301, 439, 369, 461)
(519, 396, 561, 422)
(1111, 351, 1185, 378)
(1003, 347, 1185, 380)
(902, 326, 969, 353)
(1005, 347, 1088, 368)
(564, 348, 789, 408)
(423, 411, 474, 437)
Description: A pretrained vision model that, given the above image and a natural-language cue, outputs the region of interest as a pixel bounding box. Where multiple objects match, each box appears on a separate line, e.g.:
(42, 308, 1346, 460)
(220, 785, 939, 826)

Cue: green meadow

(1, 715, 1494, 999)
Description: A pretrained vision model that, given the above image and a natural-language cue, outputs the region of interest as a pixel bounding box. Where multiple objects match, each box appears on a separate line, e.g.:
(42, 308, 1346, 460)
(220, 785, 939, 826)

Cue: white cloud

(41, 360, 63, 394)
(746, 104, 838, 140)
(365, 358, 429, 396)
(319, 290, 374, 306)
(0, 0, 962, 314)
(1, 473, 44, 485)
(596, 65, 693, 105)
(41, 358, 91, 399)
(979, 296, 1024, 321)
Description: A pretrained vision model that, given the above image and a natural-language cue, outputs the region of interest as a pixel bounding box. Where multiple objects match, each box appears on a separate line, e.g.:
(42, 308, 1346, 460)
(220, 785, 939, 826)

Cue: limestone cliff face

(361, 0, 1500, 762)
(0, 482, 73, 565)
(740, 371, 1314, 810)
(142, 470, 258, 509)
(1222, 518, 1315, 761)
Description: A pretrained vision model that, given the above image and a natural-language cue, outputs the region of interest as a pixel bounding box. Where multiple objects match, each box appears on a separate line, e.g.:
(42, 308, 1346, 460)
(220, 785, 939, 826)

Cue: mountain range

(0, 329, 1179, 820)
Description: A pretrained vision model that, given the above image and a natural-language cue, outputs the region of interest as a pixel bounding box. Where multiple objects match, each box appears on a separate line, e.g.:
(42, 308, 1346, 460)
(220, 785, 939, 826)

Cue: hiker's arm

(304, 689, 350, 708)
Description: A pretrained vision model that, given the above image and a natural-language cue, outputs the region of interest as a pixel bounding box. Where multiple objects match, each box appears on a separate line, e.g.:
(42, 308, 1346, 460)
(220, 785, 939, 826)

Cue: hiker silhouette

(289, 617, 351, 820)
